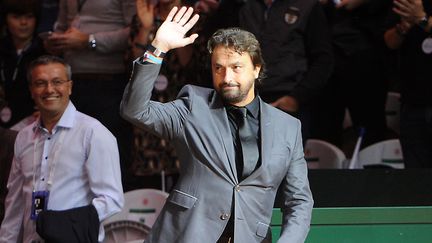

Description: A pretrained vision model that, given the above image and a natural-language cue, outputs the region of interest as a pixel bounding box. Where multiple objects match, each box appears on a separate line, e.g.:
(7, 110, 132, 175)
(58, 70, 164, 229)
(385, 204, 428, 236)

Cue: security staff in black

(237, 0, 334, 142)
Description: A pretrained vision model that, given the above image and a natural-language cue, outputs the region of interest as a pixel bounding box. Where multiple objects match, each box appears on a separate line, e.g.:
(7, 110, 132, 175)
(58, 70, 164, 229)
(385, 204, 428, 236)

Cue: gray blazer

(120, 61, 313, 243)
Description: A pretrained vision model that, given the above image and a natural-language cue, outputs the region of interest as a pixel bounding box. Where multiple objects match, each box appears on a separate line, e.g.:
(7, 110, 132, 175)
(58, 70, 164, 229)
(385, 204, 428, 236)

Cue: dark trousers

(71, 73, 134, 189)
(400, 104, 432, 168)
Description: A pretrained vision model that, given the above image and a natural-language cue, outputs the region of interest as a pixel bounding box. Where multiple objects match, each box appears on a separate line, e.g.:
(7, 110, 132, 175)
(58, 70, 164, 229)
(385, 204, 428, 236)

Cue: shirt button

(235, 185, 241, 192)
(220, 213, 230, 220)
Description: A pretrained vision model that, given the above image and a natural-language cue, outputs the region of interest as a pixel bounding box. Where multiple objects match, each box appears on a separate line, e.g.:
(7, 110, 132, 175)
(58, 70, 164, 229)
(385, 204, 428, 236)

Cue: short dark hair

(2, 0, 41, 18)
(27, 55, 72, 83)
(1, 0, 42, 35)
(207, 28, 266, 82)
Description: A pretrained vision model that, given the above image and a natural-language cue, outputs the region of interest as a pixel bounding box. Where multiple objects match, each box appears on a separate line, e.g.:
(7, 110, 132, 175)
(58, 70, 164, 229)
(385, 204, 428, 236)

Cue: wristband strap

(147, 44, 166, 58)
(143, 51, 163, 64)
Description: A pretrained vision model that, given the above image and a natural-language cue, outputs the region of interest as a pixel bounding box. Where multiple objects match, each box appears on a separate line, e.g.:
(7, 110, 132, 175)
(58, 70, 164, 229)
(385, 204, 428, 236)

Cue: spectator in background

(209, 0, 334, 142)
(0, 55, 124, 242)
(384, 0, 432, 168)
(0, 85, 17, 223)
(36, 0, 59, 33)
(0, 0, 45, 128)
(44, 0, 136, 189)
(312, 0, 393, 149)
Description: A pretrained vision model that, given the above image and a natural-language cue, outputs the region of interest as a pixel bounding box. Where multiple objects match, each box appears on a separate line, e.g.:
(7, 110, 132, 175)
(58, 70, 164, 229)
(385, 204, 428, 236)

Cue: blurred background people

(36, 0, 59, 34)
(311, 0, 393, 151)
(207, 0, 334, 142)
(0, 0, 45, 128)
(0, 85, 18, 223)
(384, 0, 432, 168)
(44, 0, 136, 189)
(126, 0, 211, 188)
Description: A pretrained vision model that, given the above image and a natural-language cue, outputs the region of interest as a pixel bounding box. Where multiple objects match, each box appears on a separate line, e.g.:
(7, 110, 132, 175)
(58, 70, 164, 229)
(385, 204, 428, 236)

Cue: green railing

(271, 206, 432, 243)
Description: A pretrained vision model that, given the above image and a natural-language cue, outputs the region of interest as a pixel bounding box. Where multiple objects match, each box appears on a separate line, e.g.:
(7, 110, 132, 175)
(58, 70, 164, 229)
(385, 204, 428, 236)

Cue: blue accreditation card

(31, 190, 49, 220)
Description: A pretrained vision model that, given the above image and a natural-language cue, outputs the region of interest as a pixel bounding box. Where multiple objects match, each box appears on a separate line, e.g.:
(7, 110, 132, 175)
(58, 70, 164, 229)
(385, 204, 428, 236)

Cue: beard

(218, 80, 254, 104)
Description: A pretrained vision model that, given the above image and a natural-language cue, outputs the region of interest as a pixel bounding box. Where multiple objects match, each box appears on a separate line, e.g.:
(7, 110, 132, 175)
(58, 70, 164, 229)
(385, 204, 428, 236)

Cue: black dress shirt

(226, 95, 261, 179)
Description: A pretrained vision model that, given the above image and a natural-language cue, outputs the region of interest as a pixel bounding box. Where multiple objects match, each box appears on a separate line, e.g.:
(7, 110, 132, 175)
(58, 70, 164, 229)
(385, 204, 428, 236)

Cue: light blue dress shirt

(0, 101, 124, 243)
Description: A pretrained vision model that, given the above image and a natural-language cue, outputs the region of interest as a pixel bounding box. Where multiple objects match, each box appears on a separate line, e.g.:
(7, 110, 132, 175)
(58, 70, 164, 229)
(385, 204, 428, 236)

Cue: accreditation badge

(30, 190, 50, 220)
(422, 37, 432, 54)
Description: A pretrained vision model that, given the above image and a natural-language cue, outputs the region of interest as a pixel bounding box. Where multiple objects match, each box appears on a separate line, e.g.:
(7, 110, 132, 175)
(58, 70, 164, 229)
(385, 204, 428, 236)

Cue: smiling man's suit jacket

(120, 61, 314, 243)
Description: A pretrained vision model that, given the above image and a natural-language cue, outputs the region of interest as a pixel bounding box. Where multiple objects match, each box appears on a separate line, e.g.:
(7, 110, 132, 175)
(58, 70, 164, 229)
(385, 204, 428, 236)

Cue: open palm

(152, 6, 200, 52)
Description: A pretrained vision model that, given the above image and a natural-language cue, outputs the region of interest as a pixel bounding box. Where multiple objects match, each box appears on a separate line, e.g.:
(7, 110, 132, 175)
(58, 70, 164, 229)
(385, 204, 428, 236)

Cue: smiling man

(0, 55, 124, 243)
(121, 6, 313, 243)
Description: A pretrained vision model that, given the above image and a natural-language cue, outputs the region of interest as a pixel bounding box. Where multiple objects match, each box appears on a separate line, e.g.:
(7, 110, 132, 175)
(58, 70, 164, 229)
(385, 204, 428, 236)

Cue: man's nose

(44, 82, 56, 92)
(224, 69, 234, 82)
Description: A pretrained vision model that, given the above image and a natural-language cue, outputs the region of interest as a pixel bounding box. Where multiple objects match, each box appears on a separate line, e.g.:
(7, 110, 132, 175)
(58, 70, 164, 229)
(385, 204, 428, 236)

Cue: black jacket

(0, 35, 46, 128)
(238, 0, 334, 106)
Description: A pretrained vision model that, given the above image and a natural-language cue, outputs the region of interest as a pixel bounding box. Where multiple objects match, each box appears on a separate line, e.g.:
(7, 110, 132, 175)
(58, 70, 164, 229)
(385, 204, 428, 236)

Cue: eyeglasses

(31, 79, 70, 89)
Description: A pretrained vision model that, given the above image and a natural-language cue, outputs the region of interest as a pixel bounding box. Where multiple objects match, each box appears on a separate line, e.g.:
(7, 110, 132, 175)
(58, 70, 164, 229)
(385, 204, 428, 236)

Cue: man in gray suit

(120, 6, 313, 243)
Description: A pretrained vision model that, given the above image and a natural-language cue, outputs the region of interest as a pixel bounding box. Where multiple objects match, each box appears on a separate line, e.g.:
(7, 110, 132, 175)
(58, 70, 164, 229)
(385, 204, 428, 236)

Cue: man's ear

(254, 65, 261, 79)
(69, 80, 73, 95)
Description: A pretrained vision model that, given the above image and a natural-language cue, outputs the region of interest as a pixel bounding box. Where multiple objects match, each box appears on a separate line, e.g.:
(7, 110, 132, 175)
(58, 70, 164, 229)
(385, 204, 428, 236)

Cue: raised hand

(151, 6, 200, 53)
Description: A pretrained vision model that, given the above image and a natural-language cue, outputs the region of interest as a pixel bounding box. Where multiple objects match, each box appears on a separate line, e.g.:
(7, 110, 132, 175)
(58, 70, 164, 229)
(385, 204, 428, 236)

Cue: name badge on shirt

(31, 190, 49, 220)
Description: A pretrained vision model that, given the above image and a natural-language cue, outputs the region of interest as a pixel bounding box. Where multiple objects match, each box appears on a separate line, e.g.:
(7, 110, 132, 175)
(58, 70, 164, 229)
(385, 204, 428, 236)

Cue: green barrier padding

(271, 207, 432, 243)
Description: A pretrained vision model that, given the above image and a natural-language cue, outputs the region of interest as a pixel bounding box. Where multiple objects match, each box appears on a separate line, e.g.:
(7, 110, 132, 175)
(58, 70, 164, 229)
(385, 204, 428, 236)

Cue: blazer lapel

(208, 92, 239, 184)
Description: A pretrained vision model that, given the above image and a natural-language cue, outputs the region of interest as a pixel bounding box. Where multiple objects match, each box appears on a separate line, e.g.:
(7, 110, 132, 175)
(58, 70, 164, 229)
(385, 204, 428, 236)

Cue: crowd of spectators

(1, 0, 431, 197)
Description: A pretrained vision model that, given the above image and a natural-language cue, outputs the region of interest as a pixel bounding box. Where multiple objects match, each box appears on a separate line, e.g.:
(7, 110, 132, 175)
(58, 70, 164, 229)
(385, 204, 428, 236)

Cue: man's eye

(52, 80, 62, 85)
(35, 81, 45, 86)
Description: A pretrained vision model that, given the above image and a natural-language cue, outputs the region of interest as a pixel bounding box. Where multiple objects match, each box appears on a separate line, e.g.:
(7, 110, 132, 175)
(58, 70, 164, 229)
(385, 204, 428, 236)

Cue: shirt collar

(225, 94, 260, 119)
(33, 101, 76, 133)
(244, 95, 260, 119)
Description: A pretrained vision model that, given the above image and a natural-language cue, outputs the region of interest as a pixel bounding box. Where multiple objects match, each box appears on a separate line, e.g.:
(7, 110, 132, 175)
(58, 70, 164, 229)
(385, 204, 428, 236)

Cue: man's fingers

(178, 7, 194, 26)
(187, 33, 199, 44)
(173, 6, 188, 23)
(393, 7, 407, 17)
(165, 6, 179, 22)
(183, 14, 200, 32)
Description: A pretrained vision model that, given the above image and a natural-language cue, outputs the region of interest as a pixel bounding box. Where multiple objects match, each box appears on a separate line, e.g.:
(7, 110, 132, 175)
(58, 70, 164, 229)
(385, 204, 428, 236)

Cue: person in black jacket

(0, 85, 18, 223)
(0, 0, 45, 128)
(312, 0, 393, 149)
(384, 0, 432, 168)
(205, 0, 334, 142)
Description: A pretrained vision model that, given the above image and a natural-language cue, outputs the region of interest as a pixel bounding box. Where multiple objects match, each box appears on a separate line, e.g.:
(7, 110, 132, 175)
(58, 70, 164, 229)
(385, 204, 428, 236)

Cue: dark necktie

(230, 107, 259, 179)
